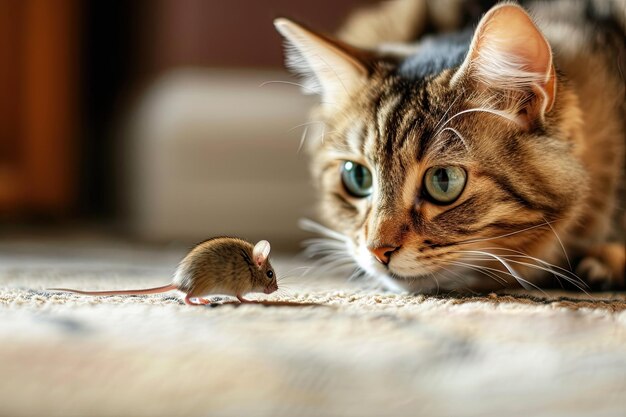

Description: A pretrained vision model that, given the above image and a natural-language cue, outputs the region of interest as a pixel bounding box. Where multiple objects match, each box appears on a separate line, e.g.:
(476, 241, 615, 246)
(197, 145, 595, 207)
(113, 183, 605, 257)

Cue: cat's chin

(376, 273, 440, 294)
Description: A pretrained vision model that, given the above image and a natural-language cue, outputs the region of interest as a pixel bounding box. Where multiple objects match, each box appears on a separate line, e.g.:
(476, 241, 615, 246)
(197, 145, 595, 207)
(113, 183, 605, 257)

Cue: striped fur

(277, 0, 625, 292)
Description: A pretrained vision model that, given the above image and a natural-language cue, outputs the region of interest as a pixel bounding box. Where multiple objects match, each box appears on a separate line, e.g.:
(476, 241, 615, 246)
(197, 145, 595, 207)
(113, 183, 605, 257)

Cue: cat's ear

(274, 18, 370, 108)
(452, 4, 556, 129)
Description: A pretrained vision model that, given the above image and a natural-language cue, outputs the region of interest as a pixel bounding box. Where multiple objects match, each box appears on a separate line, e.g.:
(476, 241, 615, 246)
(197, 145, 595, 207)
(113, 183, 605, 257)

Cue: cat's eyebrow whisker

(297, 125, 309, 153)
(426, 126, 470, 158)
(290, 122, 327, 154)
(319, 124, 328, 144)
(439, 127, 470, 151)
(432, 94, 461, 133)
(287, 120, 326, 133)
(259, 80, 320, 96)
(434, 106, 523, 138)
(258, 80, 338, 106)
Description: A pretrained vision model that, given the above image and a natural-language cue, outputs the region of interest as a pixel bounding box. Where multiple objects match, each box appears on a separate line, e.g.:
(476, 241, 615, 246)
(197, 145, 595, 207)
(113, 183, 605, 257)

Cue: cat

(275, 0, 625, 293)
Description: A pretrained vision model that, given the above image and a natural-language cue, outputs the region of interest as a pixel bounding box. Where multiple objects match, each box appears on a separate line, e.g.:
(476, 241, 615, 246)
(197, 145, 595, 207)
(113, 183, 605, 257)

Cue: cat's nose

(369, 246, 399, 265)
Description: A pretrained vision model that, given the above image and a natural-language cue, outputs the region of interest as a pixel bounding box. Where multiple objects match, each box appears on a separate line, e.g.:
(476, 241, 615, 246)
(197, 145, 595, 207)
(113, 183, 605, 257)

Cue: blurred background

(0, 0, 368, 250)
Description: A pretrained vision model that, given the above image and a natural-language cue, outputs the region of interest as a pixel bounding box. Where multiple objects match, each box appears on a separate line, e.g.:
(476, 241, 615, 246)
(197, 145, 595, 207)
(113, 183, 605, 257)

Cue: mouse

(50, 237, 279, 306)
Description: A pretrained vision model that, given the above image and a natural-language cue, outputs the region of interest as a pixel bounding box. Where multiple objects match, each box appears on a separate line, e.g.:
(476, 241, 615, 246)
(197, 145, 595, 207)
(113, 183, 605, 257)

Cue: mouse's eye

(266, 270, 274, 279)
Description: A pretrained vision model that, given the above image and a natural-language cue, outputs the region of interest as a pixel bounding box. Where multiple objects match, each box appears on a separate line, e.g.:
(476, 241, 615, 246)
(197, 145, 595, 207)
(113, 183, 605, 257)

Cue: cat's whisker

(277, 274, 306, 285)
(347, 267, 365, 282)
(445, 260, 509, 286)
(280, 266, 311, 276)
(312, 259, 357, 277)
(476, 247, 577, 277)
(474, 246, 588, 290)
(302, 240, 346, 249)
(435, 263, 472, 288)
(436, 218, 561, 248)
(471, 253, 589, 293)
(502, 259, 588, 293)
(299, 218, 351, 243)
(451, 249, 546, 293)
(429, 271, 441, 295)
(303, 244, 347, 254)
(543, 216, 573, 271)
(302, 237, 347, 249)
(302, 245, 345, 257)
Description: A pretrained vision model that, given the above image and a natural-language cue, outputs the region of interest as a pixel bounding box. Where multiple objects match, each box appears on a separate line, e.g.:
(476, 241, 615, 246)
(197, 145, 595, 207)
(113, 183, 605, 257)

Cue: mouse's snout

(264, 281, 278, 294)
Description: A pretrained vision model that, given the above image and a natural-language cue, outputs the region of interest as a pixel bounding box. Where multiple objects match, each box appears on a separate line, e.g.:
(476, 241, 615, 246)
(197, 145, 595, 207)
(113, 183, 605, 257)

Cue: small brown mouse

(50, 237, 278, 305)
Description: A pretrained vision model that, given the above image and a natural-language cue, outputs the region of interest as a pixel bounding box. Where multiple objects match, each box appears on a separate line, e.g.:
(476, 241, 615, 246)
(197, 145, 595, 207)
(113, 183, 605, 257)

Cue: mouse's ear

(253, 240, 271, 267)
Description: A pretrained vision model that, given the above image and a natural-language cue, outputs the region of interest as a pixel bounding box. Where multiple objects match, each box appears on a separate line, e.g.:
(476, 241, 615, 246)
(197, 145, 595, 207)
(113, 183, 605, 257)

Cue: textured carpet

(1, 235, 625, 417)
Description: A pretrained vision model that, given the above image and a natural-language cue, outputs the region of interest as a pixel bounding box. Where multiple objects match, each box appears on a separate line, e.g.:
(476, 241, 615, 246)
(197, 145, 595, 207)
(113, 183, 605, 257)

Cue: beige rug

(1, 235, 625, 417)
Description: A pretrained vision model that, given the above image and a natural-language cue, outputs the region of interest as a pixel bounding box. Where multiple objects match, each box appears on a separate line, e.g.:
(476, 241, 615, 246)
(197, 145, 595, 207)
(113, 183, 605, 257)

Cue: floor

(1, 234, 625, 417)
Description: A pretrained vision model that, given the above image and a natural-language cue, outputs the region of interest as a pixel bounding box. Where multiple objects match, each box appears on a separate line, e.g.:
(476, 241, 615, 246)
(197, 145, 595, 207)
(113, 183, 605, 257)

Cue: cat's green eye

(341, 161, 373, 198)
(423, 166, 467, 204)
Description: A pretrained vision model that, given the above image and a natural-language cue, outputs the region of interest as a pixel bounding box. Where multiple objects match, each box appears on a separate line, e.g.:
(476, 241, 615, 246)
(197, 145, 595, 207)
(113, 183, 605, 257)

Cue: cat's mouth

(355, 243, 439, 291)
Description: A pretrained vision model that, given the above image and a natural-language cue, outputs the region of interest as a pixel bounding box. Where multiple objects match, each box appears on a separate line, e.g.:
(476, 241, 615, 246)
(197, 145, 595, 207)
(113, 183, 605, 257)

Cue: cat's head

(276, 4, 586, 291)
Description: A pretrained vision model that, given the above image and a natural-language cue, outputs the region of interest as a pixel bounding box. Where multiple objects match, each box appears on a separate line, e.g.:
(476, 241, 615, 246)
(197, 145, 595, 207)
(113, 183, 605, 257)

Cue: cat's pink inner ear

(455, 4, 556, 121)
(252, 240, 271, 266)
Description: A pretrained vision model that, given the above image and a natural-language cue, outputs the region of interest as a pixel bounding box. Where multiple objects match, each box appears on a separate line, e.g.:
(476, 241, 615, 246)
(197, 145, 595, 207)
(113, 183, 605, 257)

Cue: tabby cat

(275, 0, 625, 292)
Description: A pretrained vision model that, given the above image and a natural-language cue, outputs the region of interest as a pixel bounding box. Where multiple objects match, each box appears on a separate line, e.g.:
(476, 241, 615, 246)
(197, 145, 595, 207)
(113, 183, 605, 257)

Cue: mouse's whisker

(280, 266, 311, 277)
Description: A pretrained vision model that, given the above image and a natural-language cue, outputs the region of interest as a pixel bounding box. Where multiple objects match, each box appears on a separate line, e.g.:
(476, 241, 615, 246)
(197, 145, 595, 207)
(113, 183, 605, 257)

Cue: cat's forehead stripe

(374, 91, 405, 140)
(346, 119, 365, 155)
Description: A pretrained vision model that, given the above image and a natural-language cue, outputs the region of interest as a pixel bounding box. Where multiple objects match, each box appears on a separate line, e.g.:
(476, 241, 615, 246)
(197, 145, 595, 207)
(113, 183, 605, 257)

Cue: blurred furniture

(0, 0, 78, 216)
(126, 69, 317, 248)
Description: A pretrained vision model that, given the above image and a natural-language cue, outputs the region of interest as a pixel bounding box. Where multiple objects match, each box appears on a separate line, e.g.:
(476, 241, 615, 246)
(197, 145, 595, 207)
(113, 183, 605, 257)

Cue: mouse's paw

(575, 243, 625, 290)
(184, 295, 212, 306)
(236, 295, 258, 303)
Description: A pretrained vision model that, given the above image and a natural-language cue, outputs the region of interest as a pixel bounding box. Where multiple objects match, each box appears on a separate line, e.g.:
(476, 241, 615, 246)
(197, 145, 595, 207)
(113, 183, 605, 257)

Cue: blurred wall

(0, 0, 372, 245)
(139, 0, 367, 70)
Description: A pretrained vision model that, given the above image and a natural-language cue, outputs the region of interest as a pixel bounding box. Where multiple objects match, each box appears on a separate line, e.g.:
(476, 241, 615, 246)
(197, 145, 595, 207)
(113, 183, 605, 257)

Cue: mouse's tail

(48, 284, 178, 296)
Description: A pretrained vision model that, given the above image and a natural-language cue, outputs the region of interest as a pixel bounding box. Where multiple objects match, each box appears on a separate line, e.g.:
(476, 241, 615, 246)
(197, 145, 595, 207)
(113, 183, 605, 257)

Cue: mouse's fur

(175, 237, 277, 299)
(50, 237, 278, 305)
